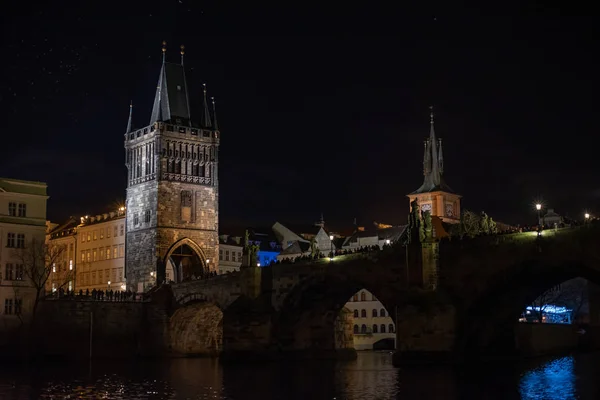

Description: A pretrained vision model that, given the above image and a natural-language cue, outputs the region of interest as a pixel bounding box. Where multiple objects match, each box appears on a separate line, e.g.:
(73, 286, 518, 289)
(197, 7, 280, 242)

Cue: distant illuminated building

(407, 107, 461, 224)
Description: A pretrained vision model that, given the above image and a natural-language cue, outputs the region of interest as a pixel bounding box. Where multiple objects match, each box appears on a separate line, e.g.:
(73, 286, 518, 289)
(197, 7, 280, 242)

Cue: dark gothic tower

(407, 107, 461, 223)
(124, 42, 220, 292)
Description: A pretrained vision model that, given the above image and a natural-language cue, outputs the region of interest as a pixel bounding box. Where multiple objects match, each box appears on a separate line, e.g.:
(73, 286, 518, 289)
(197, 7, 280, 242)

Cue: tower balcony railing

(130, 173, 156, 186)
(161, 173, 212, 185)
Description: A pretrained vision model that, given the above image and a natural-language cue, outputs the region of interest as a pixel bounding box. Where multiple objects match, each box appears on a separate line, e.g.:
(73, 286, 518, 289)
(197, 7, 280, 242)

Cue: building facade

(124, 44, 220, 292)
(76, 212, 126, 292)
(46, 217, 77, 293)
(218, 240, 243, 274)
(345, 289, 396, 350)
(407, 109, 461, 223)
(0, 178, 49, 325)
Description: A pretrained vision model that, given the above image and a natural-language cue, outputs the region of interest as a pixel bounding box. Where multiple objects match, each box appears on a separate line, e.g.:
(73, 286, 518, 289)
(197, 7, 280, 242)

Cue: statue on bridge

(242, 229, 260, 268)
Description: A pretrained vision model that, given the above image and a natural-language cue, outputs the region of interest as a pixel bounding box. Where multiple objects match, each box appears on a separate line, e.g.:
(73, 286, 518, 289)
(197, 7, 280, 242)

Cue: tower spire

(211, 97, 219, 130)
(201, 83, 212, 128)
(150, 40, 192, 125)
(428, 106, 440, 186)
(125, 101, 133, 134)
(180, 44, 192, 127)
(438, 138, 444, 175)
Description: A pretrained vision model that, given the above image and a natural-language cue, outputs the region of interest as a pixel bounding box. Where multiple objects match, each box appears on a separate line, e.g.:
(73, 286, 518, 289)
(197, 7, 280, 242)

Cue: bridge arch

(458, 260, 600, 360)
(163, 238, 210, 284)
(271, 270, 402, 356)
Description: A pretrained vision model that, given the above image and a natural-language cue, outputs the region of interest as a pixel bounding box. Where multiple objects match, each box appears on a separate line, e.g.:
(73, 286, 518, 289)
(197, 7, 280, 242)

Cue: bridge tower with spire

(407, 107, 461, 224)
(124, 42, 220, 292)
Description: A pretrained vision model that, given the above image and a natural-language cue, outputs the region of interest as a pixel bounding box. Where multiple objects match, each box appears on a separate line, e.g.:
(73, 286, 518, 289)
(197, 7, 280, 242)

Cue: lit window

(69, 260, 73, 270)
(113, 246, 118, 259)
(93, 231, 97, 241)
(100, 229, 104, 239)
(106, 248, 111, 260)
(52, 263, 56, 273)
(87, 233, 91, 242)
(107, 227, 111, 238)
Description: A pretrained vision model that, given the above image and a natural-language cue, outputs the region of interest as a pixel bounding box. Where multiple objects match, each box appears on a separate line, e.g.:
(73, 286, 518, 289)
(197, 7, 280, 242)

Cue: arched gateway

(164, 238, 210, 283)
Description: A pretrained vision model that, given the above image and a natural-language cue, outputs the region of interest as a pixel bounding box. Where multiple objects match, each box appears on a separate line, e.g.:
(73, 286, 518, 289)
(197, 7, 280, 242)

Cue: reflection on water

(0, 352, 599, 399)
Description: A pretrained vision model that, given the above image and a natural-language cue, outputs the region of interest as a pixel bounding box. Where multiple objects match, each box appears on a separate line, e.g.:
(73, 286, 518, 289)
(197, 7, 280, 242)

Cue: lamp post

(536, 204, 542, 227)
(329, 235, 334, 262)
(107, 280, 111, 291)
(585, 213, 590, 225)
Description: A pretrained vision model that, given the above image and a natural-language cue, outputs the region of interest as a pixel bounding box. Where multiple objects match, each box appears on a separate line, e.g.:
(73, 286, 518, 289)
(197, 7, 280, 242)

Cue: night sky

(3, 4, 598, 231)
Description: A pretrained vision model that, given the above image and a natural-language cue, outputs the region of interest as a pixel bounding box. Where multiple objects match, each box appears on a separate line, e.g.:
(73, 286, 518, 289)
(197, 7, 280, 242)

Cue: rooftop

(0, 177, 48, 196)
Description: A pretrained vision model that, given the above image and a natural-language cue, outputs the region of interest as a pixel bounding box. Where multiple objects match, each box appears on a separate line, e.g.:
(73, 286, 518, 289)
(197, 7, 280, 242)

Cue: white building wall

(0, 178, 48, 327)
(218, 243, 243, 274)
(344, 289, 396, 350)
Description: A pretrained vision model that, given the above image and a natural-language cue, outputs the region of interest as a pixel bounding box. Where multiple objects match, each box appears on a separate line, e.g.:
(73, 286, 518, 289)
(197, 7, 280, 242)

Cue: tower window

(181, 190, 192, 223)
(133, 213, 139, 226)
(145, 210, 151, 223)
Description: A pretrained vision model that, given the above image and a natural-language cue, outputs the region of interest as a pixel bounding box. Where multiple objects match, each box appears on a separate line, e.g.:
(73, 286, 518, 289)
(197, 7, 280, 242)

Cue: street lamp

(107, 280, 111, 290)
(585, 213, 590, 220)
(329, 235, 334, 261)
(385, 239, 391, 245)
(535, 204, 542, 226)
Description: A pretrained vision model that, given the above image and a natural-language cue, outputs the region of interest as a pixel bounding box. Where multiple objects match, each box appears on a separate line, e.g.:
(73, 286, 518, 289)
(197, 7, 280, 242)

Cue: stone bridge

(162, 223, 600, 363)
(36, 223, 600, 364)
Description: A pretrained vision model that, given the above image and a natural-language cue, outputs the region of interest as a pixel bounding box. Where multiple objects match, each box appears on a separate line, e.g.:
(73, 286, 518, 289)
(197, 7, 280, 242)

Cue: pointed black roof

(410, 108, 455, 194)
(150, 62, 192, 125)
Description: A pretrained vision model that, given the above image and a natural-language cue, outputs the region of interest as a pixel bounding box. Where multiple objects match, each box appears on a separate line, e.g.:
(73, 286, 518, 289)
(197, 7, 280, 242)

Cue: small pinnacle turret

(201, 83, 212, 128)
(211, 97, 218, 131)
(125, 102, 133, 134)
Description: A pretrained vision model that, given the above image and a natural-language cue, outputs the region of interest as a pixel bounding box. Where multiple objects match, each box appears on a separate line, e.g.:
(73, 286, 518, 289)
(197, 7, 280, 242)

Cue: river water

(1, 352, 599, 399)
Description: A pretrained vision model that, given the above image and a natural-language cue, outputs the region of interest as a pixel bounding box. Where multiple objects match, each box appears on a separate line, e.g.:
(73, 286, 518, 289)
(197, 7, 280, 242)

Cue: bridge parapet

(171, 272, 242, 309)
(439, 225, 600, 305)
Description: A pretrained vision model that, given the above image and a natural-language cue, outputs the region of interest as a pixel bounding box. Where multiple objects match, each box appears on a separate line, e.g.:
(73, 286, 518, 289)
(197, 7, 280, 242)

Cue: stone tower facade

(124, 44, 219, 292)
(407, 108, 461, 224)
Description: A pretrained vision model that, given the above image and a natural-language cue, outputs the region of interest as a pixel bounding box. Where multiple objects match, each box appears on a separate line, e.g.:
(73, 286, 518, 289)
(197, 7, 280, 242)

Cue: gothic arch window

(389, 324, 395, 333)
(372, 324, 378, 333)
(360, 292, 366, 301)
(380, 308, 386, 317)
(353, 309, 359, 318)
(361, 309, 366, 318)
(361, 324, 367, 334)
(380, 324, 386, 333)
(372, 309, 378, 317)
(353, 324, 359, 334)
(175, 160, 181, 174)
